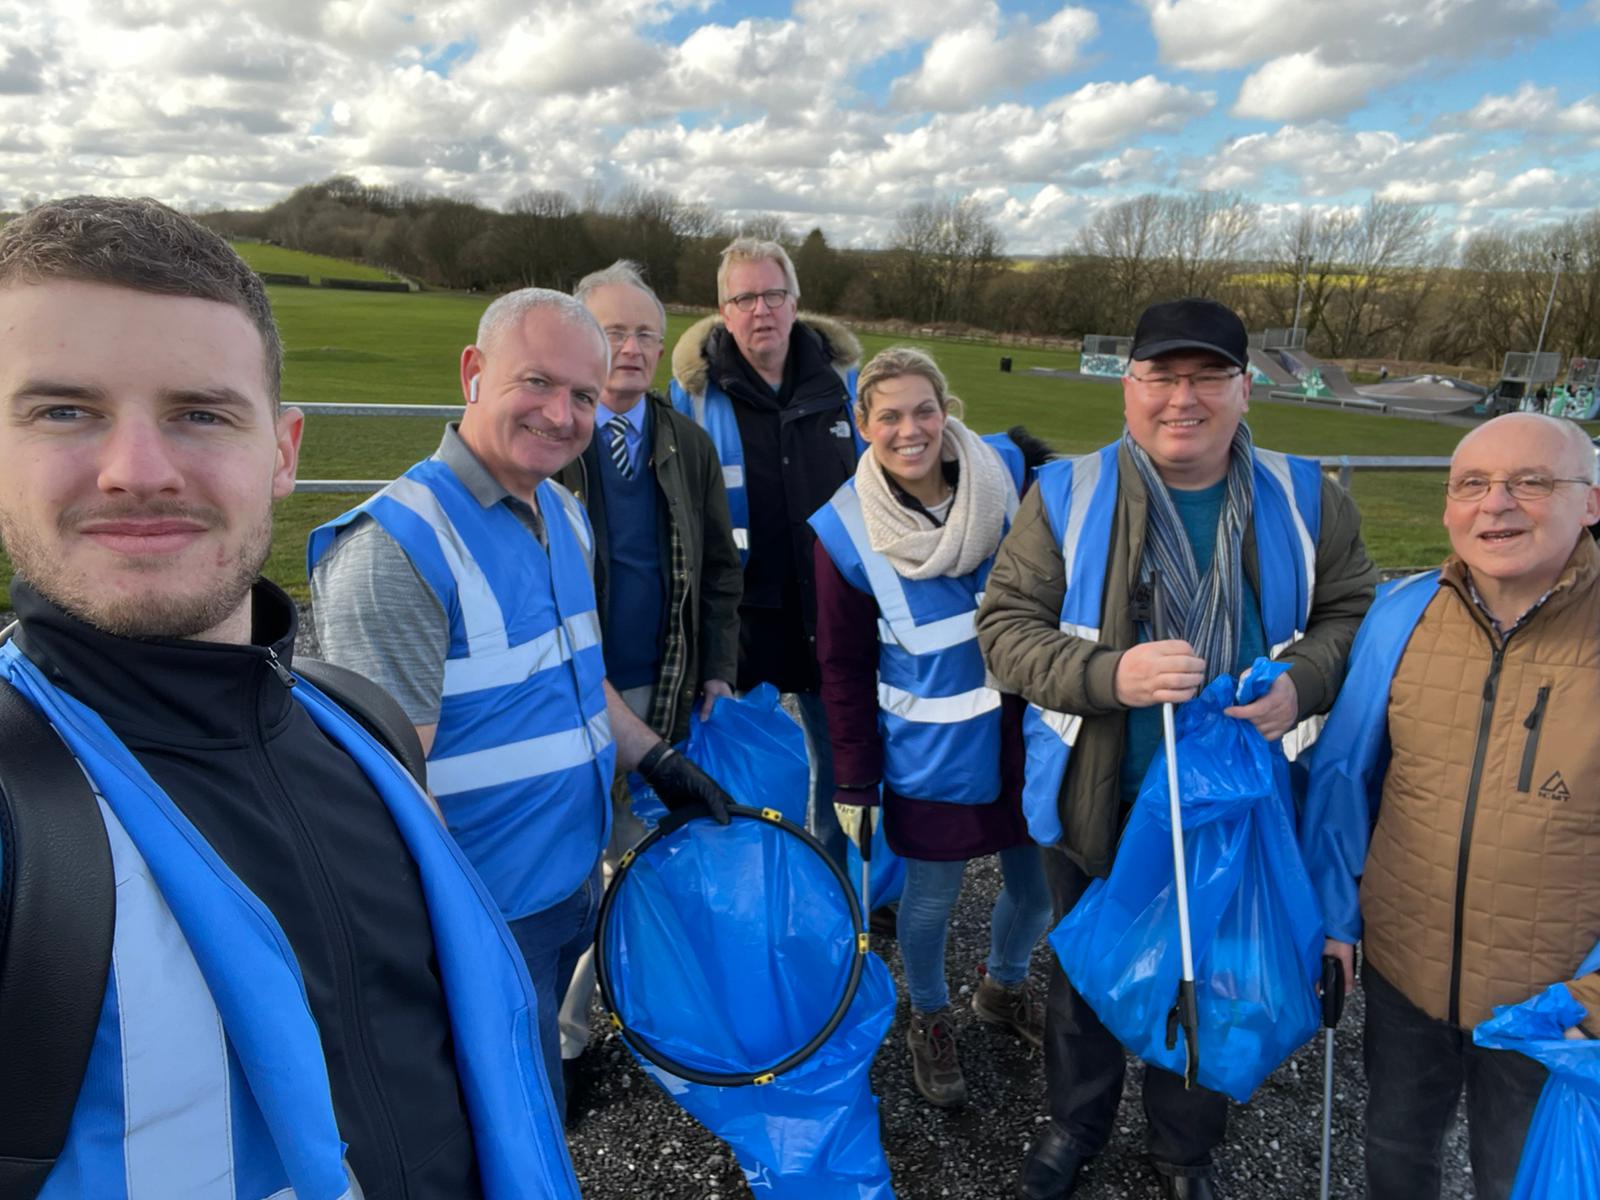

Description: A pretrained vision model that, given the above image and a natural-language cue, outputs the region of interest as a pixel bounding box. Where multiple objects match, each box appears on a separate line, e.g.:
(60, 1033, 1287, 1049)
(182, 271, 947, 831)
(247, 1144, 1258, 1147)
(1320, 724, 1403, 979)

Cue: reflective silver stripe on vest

(548, 481, 593, 560)
(878, 681, 1002, 724)
(831, 488, 983, 656)
(1281, 713, 1325, 762)
(723, 465, 744, 489)
(1032, 704, 1083, 746)
(384, 476, 509, 656)
(1255, 450, 1317, 614)
(427, 711, 614, 797)
(101, 796, 236, 1198)
(874, 606, 983, 656)
(1061, 449, 1104, 565)
(441, 611, 602, 697)
(732, 528, 750, 550)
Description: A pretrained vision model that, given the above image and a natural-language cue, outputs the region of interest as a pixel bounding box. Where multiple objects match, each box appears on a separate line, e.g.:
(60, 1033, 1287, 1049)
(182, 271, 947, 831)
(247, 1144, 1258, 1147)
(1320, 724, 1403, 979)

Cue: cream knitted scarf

(854, 416, 1013, 580)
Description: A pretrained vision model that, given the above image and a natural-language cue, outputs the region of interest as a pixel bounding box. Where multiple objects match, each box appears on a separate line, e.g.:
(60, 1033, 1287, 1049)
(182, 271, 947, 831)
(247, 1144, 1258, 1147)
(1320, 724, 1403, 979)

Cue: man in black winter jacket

(668, 236, 863, 869)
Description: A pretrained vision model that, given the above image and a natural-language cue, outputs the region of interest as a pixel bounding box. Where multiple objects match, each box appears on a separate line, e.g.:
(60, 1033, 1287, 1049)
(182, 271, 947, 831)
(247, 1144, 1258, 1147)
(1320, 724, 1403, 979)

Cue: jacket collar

(670, 312, 862, 396)
(11, 575, 300, 744)
(1440, 532, 1600, 639)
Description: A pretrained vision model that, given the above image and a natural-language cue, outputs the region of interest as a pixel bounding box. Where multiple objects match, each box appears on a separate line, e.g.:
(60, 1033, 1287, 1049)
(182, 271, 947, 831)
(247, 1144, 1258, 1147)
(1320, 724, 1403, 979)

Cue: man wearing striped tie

(309, 287, 735, 1122)
(553, 261, 742, 1107)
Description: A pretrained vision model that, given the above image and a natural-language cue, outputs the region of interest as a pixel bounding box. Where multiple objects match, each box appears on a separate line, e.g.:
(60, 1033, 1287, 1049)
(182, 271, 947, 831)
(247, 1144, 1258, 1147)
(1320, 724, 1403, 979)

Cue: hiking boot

(907, 1008, 967, 1107)
(973, 973, 1045, 1049)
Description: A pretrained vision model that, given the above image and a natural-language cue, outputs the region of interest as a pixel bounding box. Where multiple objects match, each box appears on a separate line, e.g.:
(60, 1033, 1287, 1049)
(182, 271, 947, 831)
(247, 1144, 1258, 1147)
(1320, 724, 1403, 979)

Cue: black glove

(638, 743, 732, 825)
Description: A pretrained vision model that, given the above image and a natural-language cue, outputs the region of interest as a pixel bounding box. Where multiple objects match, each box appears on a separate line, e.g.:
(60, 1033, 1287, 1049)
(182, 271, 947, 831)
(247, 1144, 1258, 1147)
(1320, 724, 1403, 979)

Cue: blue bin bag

(1051, 660, 1325, 1102)
(1474, 940, 1600, 1200)
(605, 813, 897, 1198)
(630, 683, 811, 827)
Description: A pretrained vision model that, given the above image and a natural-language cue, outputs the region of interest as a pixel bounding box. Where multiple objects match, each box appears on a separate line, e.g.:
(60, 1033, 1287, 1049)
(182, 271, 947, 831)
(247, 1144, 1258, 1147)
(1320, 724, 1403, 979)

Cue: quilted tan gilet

(1361, 538, 1600, 1029)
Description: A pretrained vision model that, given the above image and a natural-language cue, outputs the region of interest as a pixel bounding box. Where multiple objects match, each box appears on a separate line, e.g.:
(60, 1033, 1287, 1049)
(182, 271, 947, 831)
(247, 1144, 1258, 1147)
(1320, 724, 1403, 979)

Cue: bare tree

(888, 196, 1005, 324)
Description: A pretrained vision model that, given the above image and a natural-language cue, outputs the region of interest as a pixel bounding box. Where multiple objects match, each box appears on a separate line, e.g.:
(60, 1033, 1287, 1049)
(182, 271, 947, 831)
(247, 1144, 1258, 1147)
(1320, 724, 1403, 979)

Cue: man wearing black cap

(977, 297, 1377, 1199)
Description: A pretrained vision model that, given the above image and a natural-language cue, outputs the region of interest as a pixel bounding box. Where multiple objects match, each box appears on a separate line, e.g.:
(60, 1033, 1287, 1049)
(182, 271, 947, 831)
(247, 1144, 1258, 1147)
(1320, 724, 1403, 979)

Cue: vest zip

(244, 656, 409, 1198)
(1516, 685, 1550, 793)
(1450, 632, 1507, 1027)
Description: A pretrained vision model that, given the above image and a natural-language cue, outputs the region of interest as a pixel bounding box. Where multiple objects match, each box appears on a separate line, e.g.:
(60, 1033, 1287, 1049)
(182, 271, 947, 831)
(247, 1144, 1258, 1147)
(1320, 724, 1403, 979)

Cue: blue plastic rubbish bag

(603, 812, 896, 1198)
(1051, 660, 1325, 1102)
(1474, 940, 1600, 1200)
(631, 684, 810, 826)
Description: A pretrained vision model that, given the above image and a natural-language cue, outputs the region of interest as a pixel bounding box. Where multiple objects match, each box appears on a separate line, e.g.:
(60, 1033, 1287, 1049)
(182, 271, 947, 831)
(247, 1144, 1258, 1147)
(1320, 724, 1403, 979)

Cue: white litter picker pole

(1152, 569, 1201, 1088)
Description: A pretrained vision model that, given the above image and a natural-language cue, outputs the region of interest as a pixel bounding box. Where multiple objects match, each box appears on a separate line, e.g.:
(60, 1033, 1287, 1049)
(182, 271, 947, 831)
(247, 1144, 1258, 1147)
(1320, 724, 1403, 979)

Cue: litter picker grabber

(856, 809, 874, 954)
(1319, 953, 1347, 1200)
(1152, 569, 1201, 1089)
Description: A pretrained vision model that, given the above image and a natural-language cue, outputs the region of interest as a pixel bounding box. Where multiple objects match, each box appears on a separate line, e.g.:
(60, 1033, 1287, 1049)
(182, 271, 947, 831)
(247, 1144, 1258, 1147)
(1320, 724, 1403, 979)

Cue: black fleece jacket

(11, 578, 483, 1200)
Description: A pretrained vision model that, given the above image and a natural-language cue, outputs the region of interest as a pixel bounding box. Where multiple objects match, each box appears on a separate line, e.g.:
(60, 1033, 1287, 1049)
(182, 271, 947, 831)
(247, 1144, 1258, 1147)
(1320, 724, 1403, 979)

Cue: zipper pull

(265, 647, 297, 688)
(1524, 685, 1549, 729)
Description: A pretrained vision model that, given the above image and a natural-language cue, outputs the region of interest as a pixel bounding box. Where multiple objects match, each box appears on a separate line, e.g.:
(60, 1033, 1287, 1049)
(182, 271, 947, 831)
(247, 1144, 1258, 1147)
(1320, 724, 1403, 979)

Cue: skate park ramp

(1277, 349, 1366, 400)
(1247, 348, 1298, 387)
(1360, 375, 1488, 418)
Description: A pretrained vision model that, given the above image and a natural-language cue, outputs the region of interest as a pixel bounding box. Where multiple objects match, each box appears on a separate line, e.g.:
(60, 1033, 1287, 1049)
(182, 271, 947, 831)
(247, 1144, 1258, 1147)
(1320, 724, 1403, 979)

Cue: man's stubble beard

(0, 503, 273, 641)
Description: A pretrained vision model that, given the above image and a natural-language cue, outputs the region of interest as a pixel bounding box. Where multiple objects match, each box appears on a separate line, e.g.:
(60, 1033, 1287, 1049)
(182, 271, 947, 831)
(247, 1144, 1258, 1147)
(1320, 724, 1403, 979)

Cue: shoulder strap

(294, 657, 428, 790)
(0, 628, 116, 1200)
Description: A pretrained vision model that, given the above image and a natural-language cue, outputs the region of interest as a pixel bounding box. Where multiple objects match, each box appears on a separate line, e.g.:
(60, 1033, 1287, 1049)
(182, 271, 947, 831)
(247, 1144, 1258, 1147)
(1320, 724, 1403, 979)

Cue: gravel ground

(563, 852, 1477, 1200)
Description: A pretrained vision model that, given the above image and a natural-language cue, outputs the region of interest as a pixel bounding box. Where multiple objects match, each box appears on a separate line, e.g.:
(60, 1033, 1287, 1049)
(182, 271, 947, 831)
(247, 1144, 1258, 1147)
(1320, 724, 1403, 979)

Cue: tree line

(195, 175, 1600, 373)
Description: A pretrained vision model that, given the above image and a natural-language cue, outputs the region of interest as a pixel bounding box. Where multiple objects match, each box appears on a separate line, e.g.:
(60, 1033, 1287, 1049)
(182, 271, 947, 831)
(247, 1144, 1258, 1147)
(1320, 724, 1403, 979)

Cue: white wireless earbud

(469, 375, 480, 403)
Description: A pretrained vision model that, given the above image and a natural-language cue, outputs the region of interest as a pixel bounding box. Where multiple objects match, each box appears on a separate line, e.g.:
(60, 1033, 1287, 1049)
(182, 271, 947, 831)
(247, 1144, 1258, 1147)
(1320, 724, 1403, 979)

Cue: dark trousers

(1364, 966, 1548, 1200)
(1041, 848, 1228, 1177)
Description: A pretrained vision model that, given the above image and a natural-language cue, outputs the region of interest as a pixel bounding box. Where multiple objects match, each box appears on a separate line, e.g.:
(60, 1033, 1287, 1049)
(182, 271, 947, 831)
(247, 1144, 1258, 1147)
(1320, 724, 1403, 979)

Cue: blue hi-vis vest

(0, 643, 579, 1200)
(669, 368, 863, 564)
(808, 435, 1026, 804)
(1021, 441, 1325, 846)
(1298, 569, 1440, 944)
(307, 458, 614, 921)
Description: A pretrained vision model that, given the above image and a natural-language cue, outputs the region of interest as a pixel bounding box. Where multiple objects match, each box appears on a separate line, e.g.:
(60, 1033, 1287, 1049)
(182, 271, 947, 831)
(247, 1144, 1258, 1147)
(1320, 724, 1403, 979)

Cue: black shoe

(1156, 1172, 1217, 1200)
(1017, 1126, 1087, 1199)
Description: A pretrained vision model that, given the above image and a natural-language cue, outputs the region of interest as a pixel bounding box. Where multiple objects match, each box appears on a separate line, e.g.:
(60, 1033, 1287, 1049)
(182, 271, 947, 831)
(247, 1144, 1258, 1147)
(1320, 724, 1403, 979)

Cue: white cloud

(889, 4, 1098, 111)
(1461, 84, 1600, 135)
(1232, 53, 1390, 122)
(1141, 0, 1555, 73)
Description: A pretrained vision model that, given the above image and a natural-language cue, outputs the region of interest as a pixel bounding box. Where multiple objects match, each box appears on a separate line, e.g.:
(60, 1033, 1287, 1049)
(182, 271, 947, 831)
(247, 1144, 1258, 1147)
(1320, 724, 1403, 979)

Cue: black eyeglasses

(1128, 368, 1243, 399)
(1444, 473, 1593, 502)
(722, 289, 791, 313)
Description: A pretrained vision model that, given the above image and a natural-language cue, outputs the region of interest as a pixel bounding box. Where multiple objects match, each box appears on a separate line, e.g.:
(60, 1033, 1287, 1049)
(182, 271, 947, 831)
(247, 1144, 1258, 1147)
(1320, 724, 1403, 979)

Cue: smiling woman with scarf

(808, 347, 1053, 1109)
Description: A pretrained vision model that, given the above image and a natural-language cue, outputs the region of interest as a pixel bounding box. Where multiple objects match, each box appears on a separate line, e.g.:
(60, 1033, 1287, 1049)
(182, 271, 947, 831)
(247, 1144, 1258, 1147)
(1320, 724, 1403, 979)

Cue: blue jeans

(898, 843, 1052, 1013)
(793, 691, 845, 871)
(507, 865, 602, 1118)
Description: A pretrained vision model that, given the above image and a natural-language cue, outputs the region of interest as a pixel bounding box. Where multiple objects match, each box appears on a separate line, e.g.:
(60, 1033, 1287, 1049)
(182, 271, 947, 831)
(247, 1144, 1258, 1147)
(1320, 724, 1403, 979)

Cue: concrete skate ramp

(1360, 375, 1488, 417)
(1248, 348, 1298, 387)
(1314, 361, 1364, 399)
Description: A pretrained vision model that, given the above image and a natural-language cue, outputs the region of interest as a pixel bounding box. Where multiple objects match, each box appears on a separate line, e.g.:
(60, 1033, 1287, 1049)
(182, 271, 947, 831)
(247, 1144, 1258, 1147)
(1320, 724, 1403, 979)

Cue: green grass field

(0, 286, 1537, 609)
(232, 241, 402, 284)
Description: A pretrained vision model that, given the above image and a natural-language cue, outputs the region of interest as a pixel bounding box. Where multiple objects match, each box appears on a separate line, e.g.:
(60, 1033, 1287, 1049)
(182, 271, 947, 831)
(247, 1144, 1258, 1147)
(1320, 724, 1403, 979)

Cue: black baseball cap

(1130, 298, 1247, 369)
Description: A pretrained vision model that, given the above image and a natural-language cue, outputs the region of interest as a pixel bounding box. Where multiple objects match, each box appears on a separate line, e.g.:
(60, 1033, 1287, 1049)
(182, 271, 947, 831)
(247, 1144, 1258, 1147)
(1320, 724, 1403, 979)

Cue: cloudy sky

(2, 0, 1596, 253)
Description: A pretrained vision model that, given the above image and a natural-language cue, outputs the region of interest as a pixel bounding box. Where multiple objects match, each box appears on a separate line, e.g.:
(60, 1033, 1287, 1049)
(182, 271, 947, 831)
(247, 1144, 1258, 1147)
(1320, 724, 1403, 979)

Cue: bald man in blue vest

(309, 288, 734, 1120)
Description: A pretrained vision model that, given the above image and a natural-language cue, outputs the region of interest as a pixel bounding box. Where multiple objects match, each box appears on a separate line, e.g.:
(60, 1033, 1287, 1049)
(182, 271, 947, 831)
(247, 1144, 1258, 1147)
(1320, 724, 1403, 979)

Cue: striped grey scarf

(1124, 425, 1254, 682)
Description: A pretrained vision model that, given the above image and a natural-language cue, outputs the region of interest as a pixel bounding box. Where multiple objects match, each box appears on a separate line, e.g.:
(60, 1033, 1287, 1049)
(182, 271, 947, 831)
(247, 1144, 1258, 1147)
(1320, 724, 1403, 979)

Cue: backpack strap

(294, 657, 428, 790)
(0, 631, 116, 1200)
